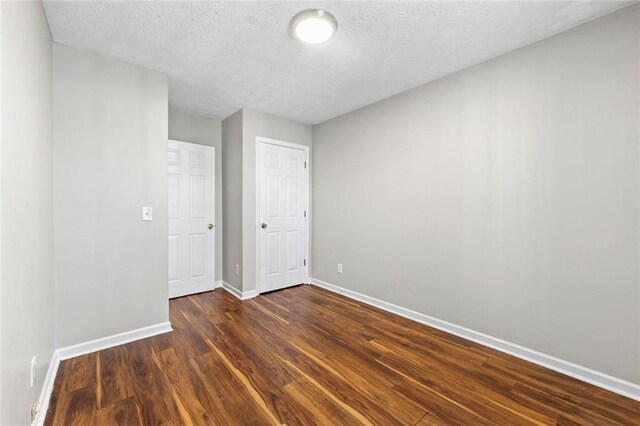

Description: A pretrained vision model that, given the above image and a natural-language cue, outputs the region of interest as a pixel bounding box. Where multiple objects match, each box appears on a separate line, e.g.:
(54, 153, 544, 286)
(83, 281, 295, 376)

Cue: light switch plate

(141, 206, 153, 221)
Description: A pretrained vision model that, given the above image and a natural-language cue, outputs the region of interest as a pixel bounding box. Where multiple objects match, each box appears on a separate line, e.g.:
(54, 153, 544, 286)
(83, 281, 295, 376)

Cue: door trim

(255, 136, 310, 295)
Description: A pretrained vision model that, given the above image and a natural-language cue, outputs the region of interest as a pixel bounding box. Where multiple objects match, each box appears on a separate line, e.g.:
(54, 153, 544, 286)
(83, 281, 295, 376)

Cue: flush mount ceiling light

(290, 9, 338, 44)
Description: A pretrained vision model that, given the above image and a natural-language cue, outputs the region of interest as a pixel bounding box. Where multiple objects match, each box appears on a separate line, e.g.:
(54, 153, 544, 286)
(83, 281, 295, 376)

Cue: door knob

(261, 223, 268, 229)
(208, 224, 214, 229)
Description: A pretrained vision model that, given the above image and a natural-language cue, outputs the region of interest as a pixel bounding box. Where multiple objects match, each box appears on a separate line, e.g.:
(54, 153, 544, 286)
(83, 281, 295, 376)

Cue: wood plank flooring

(45, 285, 640, 425)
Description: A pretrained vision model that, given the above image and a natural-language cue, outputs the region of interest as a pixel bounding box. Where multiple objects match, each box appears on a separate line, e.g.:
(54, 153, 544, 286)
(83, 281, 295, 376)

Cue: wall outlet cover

(31, 402, 39, 422)
(141, 206, 153, 221)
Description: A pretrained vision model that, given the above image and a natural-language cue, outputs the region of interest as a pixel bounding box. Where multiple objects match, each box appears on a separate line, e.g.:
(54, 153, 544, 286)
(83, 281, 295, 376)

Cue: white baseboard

(33, 351, 60, 425)
(309, 277, 640, 402)
(222, 281, 258, 300)
(221, 281, 242, 299)
(56, 321, 173, 361)
(34, 321, 172, 425)
(243, 289, 259, 299)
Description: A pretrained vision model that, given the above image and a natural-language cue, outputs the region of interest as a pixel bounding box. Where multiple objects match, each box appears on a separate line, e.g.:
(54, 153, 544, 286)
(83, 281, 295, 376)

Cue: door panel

(168, 235, 180, 282)
(168, 140, 215, 298)
(189, 233, 207, 278)
(259, 141, 308, 293)
(286, 177, 299, 217)
(267, 175, 280, 217)
(190, 175, 206, 218)
(168, 148, 181, 165)
(168, 174, 180, 219)
(287, 231, 299, 271)
(267, 232, 281, 275)
(189, 151, 206, 168)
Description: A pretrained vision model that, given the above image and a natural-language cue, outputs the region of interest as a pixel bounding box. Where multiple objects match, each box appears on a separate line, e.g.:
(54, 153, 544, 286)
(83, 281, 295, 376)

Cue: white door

(258, 139, 309, 293)
(168, 140, 215, 298)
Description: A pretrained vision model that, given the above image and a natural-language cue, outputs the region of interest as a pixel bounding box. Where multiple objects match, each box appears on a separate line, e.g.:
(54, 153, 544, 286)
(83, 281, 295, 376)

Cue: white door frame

(255, 136, 310, 294)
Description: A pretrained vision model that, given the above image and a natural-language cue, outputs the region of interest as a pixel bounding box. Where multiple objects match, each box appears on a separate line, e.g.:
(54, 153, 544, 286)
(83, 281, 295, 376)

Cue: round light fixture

(290, 9, 337, 44)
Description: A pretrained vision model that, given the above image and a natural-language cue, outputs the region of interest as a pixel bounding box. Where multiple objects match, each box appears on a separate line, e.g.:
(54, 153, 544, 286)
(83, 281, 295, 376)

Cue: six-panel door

(168, 140, 215, 298)
(259, 142, 308, 293)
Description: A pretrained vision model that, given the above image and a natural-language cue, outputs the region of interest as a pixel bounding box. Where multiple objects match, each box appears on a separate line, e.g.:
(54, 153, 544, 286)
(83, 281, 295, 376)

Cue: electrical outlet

(31, 402, 39, 422)
(235, 264, 240, 275)
(141, 206, 153, 221)
(337, 263, 343, 274)
(30, 356, 36, 387)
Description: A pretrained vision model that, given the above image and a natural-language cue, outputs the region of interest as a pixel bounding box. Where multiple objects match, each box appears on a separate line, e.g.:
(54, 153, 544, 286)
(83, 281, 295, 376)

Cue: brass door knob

(208, 224, 214, 229)
(261, 223, 268, 229)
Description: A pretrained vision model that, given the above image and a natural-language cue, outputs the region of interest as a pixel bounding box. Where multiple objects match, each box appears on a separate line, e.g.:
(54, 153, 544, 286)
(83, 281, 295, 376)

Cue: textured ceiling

(42, 1, 632, 124)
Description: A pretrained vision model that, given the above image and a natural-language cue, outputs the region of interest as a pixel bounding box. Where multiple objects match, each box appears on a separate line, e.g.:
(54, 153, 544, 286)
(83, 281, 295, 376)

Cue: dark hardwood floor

(45, 285, 640, 425)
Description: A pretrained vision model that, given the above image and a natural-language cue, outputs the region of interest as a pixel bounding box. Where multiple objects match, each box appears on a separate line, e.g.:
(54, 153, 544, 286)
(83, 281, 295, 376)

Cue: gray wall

(221, 110, 243, 290)
(241, 109, 312, 292)
(1, 1, 54, 423)
(312, 5, 640, 383)
(53, 43, 169, 348)
(220, 108, 312, 292)
(169, 110, 223, 282)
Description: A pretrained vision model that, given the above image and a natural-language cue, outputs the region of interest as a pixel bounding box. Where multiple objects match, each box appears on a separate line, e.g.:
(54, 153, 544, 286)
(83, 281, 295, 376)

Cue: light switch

(141, 206, 153, 221)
